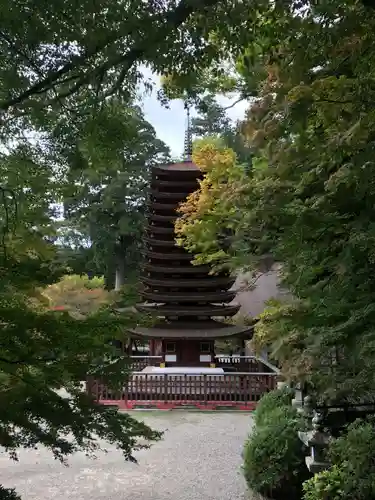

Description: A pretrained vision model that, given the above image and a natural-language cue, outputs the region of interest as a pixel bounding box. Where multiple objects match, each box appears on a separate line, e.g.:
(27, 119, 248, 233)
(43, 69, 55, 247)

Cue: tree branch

(224, 97, 246, 110)
(0, 356, 29, 365)
(0, 0, 221, 112)
(0, 30, 42, 76)
(0, 35, 119, 111)
(0, 355, 56, 365)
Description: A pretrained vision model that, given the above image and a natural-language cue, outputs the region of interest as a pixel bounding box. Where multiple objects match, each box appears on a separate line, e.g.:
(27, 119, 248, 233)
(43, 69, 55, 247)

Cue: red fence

(88, 372, 278, 410)
(129, 355, 277, 374)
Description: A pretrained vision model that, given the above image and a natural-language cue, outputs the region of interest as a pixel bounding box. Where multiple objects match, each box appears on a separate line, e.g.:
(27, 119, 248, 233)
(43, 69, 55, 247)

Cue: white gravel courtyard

(0, 411, 255, 500)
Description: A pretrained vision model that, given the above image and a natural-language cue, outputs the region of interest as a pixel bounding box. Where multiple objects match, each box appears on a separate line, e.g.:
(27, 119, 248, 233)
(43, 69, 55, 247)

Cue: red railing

(129, 356, 163, 371)
(88, 372, 277, 407)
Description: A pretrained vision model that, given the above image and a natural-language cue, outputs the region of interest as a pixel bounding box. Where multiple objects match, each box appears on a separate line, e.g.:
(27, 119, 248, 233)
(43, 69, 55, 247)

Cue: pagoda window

(200, 342, 211, 354)
(166, 341, 176, 353)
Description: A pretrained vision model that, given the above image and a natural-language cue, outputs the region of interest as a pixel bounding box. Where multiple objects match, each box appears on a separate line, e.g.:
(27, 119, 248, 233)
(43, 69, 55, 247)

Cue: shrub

(254, 385, 294, 427)
(302, 418, 375, 500)
(0, 486, 21, 500)
(302, 466, 347, 500)
(243, 405, 310, 500)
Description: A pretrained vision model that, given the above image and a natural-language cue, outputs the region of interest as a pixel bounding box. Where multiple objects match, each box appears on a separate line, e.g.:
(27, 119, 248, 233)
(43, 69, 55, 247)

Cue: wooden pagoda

(130, 120, 253, 368)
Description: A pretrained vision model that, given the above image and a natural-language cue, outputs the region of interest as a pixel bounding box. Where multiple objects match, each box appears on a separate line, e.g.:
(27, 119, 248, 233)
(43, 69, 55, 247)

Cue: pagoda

(130, 109, 253, 367)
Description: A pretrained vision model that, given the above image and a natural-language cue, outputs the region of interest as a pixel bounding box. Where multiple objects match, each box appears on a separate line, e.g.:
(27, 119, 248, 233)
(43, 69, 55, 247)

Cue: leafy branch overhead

(0, 0, 222, 115)
(0, 261, 160, 466)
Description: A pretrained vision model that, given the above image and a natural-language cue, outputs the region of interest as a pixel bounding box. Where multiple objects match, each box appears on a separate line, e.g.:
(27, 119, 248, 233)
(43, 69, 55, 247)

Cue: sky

(140, 67, 249, 157)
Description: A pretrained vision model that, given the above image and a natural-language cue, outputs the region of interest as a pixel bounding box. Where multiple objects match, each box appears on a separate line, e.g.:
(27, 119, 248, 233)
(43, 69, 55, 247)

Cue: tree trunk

(115, 253, 125, 291)
(104, 258, 116, 290)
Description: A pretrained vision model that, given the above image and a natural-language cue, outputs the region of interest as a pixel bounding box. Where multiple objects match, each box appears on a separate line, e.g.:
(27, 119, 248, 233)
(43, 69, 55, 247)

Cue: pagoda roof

(142, 262, 212, 274)
(140, 289, 236, 302)
(150, 189, 191, 199)
(148, 213, 177, 223)
(145, 225, 174, 234)
(135, 303, 240, 317)
(151, 179, 199, 189)
(128, 320, 254, 340)
(141, 276, 235, 289)
(142, 249, 193, 260)
(154, 160, 200, 173)
(144, 237, 175, 247)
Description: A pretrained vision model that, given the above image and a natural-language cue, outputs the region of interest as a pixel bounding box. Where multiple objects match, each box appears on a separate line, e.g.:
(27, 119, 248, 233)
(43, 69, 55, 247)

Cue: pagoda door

(178, 340, 199, 366)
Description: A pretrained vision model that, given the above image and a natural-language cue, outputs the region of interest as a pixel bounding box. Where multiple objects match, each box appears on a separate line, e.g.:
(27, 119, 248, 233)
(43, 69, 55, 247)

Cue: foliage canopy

(303, 418, 375, 500)
(4, 0, 375, 497)
(174, 0, 375, 403)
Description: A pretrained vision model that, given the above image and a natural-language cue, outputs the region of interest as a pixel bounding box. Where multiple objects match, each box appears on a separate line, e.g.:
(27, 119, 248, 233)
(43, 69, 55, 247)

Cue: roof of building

(128, 320, 254, 340)
(153, 160, 201, 173)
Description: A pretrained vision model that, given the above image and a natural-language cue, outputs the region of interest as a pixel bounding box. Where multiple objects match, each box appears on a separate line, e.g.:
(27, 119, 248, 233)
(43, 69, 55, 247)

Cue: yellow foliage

(192, 141, 237, 173)
(175, 137, 245, 267)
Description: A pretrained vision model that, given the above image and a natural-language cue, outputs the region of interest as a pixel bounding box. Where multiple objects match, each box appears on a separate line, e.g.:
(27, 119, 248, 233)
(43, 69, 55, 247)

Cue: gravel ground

(0, 411, 255, 500)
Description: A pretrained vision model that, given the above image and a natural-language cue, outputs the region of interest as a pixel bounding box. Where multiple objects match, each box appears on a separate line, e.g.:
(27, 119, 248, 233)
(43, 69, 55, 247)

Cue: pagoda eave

(153, 161, 201, 174)
(142, 276, 235, 289)
(145, 237, 175, 247)
(149, 201, 177, 211)
(143, 250, 193, 261)
(152, 179, 199, 189)
(150, 190, 191, 199)
(142, 263, 212, 274)
(148, 214, 177, 223)
(140, 290, 236, 302)
(145, 225, 174, 235)
(128, 323, 254, 340)
(135, 303, 241, 317)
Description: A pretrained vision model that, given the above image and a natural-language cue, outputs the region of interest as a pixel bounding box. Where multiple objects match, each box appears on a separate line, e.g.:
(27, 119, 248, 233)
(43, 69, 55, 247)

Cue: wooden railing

(215, 355, 254, 363)
(129, 356, 163, 371)
(128, 355, 279, 374)
(215, 355, 278, 373)
(89, 372, 277, 405)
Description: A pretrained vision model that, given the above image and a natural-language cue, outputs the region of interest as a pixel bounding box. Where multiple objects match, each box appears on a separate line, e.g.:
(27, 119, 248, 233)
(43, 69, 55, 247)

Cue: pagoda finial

(183, 101, 193, 161)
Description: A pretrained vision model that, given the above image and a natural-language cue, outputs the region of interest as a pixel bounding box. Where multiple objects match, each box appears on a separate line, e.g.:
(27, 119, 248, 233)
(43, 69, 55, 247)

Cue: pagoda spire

(183, 101, 193, 161)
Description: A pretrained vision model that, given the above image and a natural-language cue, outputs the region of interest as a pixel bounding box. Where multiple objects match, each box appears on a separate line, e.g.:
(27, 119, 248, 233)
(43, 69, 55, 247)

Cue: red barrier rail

(88, 372, 277, 410)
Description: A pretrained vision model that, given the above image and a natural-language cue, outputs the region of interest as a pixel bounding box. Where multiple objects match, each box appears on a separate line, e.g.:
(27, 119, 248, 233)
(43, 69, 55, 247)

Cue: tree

(174, 0, 375, 403)
(54, 233, 101, 278)
(5, 2, 375, 498)
(175, 137, 263, 271)
(191, 94, 231, 136)
(0, 85, 164, 500)
(61, 100, 170, 288)
(0, 230, 159, 499)
(42, 274, 110, 318)
(191, 94, 253, 166)
(0, 1, 261, 497)
(0, 0, 243, 125)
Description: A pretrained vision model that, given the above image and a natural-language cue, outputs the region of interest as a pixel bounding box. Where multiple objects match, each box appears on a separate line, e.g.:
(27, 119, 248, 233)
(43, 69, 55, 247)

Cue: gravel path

(0, 411, 254, 500)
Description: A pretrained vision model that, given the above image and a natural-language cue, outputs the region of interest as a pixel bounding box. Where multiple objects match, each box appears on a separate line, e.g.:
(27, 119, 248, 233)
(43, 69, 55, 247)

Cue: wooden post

(163, 374, 168, 403)
(239, 338, 247, 372)
(127, 340, 132, 356)
(210, 342, 216, 368)
(160, 340, 166, 368)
